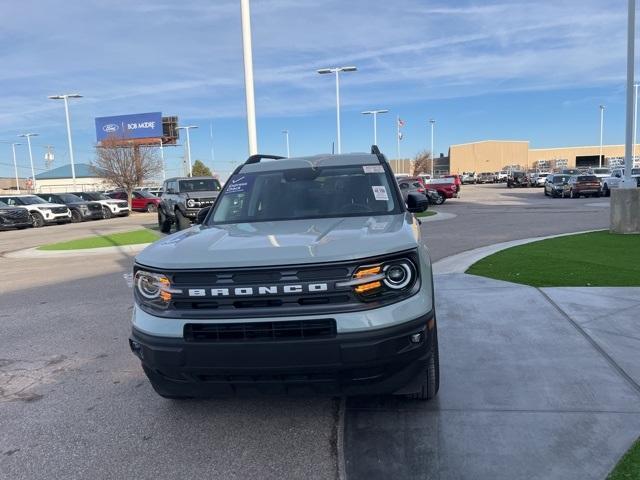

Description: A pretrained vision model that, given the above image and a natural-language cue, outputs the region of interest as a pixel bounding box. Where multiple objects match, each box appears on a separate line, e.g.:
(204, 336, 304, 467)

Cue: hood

(184, 190, 220, 199)
(34, 202, 66, 209)
(136, 213, 419, 270)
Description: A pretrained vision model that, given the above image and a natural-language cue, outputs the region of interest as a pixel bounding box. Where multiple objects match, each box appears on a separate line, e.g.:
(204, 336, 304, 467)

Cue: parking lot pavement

(0, 212, 157, 253)
(345, 274, 640, 480)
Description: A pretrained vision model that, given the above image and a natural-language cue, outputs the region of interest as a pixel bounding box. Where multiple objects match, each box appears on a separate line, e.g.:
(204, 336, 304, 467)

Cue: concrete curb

(432, 229, 602, 275)
(5, 243, 151, 259)
(420, 211, 457, 222)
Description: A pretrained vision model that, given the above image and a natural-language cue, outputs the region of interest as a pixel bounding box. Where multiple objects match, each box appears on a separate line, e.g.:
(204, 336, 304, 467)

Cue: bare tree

(412, 150, 433, 176)
(93, 138, 162, 207)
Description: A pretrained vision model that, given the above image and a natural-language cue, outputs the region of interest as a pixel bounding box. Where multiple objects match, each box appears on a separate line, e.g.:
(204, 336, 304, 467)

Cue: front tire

(146, 203, 158, 213)
(31, 211, 45, 228)
(435, 193, 446, 205)
(158, 208, 172, 233)
(102, 206, 113, 219)
(603, 184, 610, 197)
(71, 210, 82, 223)
(175, 208, 191, 231)
(407, 325, 440, 401)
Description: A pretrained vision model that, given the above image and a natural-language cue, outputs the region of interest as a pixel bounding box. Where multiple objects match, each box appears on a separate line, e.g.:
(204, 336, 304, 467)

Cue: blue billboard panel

(95, 112, 163, 142)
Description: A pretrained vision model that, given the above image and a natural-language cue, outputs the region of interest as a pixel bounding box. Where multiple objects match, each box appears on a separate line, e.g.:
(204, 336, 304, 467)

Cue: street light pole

(317, 66, 357, 154)
(48, 94, 82, 185)
(157, 138, 165, 181)
(599, 105, 605, 168)
(282, 130, 290, 158)
(240, 0, 258, 155)
(361, 110, 388, 145)
(18, 133, 39, 191)
(177, 125, 198, 176)
(430, 119, 436, 178)
(634, 83, 639, 163)
(11, 143, 22, 192)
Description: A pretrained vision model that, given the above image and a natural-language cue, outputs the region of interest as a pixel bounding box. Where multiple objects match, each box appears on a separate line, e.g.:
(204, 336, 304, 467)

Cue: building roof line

(529, 144, 637, 151)
(450, 140, 529, 147)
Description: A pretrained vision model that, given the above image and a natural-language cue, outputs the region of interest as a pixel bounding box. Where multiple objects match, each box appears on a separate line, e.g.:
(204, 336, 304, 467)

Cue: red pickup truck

(425, 178, 458, 204)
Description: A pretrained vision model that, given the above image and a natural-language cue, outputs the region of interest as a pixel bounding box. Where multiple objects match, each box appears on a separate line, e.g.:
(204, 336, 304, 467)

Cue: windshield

(577, 175, 597, 181)
(210, 165, 400, 224)
(553, 176, 569, 184)
(17, 196, 48, 205)
(592, 168, 609, 174)
(633, 168, 640, 175)
(0, 200, 8, 207)
(58, 194, 83, 203)
(136, 190, 157, 198)
(179, 179, 221, 192)
(75, 192, 108, 201)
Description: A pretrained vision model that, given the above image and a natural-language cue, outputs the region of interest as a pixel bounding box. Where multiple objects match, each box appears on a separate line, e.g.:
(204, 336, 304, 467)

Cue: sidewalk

(345, 273, 640, 480)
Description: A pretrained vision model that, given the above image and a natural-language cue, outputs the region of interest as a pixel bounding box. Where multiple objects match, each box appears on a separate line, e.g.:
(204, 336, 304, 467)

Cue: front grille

(51, 207, 67, 214)
(117, 201, 128, 208)
(184, 319, 336, 342)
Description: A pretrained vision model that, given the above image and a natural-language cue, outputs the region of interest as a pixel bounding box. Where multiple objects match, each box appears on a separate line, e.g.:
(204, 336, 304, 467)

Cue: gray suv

(130, 147, 439, 400)
(158, 177, 221, 232)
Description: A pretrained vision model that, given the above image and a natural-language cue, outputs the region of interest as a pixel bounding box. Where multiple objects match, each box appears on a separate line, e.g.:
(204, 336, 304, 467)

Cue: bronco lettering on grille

(187, 283, 328, 297)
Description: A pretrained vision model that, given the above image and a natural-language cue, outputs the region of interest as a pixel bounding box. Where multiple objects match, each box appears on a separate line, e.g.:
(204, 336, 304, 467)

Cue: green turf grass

(466, 230, 640, 287)
(608, 439, 640, 480)
(38, 229, 160, 251)
(415, 210, 437, 218)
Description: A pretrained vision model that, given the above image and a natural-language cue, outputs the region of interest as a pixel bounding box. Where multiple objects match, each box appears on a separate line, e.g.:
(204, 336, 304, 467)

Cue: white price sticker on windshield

(372, 186, 389, 201)
(363, 165, 384, 173)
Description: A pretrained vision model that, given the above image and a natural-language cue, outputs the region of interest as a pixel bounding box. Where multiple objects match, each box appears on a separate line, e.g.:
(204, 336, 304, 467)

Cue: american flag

(398, 118, 406, 128)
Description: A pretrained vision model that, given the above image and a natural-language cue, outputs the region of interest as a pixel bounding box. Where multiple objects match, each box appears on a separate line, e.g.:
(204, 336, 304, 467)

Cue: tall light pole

(429, 119, 436, 178)
(282, 130, 290, 158)
(599, 104, 605, 168)
(361, 109, 388, 145)
(48, 94, 82, 185)
(157, 138, 165, 181)
(177, 125, 198, 176)
(622, 0, 636, 187)
(11, 143, 22, 192)
(633, 83, 639, 163)
(18, 133, 39, 190)
(240, 0, 258, 155)
(317, 66, 357, 154)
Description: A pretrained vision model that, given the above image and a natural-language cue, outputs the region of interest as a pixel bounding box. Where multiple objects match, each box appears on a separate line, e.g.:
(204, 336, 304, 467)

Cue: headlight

(134, 270, 182, 310)
(186, 199, 196, 208)
(338, 257, 419, 300)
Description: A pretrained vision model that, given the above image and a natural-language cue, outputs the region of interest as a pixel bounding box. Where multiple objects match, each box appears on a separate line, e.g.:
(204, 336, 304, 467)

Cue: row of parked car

(0, 190, 164, 230)
(394, 174, 459, 205)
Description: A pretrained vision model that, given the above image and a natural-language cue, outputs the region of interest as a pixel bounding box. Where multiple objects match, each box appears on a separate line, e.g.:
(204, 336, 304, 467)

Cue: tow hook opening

(129, 339, 144, 359)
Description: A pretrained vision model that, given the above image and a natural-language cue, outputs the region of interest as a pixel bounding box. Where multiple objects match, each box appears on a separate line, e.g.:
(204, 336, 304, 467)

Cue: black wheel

(70, 210, 82, 223)
(603, 185, 610, 197)
(142, 366, 193, 400)
(175, 208, 191, 231)
(544, 189, 549, 196)
(146, 203, 158, 213)
(407, 325, 440, 401)
(570, 188, 578, 199)
(102, 206, 113, 219)
(158, 208, 172, 233)
(30, 211, 45, 228)
(435, 193, 446, 205)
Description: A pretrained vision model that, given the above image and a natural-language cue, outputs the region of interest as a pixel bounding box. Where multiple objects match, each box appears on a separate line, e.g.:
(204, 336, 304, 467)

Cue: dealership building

(391, 140, 638, 175)
(34, 164, 111, 193)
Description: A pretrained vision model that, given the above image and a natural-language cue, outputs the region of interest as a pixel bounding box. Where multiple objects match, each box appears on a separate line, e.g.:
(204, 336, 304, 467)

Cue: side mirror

(406, 192, 429, 213)
(195, 206, 211, 224)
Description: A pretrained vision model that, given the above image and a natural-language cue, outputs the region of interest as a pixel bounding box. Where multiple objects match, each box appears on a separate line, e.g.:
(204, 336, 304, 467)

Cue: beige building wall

(35, 177, 112, 193)
(449, 140, 530, 174)
(528, 145, 636, 168)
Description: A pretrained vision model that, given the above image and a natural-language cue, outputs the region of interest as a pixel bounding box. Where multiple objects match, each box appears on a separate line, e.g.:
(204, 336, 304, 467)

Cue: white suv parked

(70, 191, 130, 218)
(0, 194, 71, 227)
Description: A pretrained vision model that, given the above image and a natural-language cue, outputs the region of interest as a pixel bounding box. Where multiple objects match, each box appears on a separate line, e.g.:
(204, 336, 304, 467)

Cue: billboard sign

(95, 112, 163, 142)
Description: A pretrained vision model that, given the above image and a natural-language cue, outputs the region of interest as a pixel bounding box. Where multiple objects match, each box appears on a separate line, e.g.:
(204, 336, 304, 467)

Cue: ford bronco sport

(130, 147, 439, 400)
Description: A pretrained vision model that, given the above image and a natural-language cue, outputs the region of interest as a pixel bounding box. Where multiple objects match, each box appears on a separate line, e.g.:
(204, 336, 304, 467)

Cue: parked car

(477, 172, 496, 184)
(158, 176, 222, 232)
(0, 200, 32, 230)
(530, 172, 551, 187)
(425, 178, 458, 203)
(71, 191, 130, 218)
(506, 171, 530, 188)
(397, 177, 440, 205)
(130, 147, 439, 400)
(108, 190, 161, 212)
(601, 168, 640, 196)
(589, 167, 610, 183)
(37, 193, 103, 222)
(461, 172, 477, 184)
(495, 171, 509, 182)
(562, 175, 601, 198)
(443, 174, 462, 192)
(0, 194, 71, 227)
(544, 174, 571, 198)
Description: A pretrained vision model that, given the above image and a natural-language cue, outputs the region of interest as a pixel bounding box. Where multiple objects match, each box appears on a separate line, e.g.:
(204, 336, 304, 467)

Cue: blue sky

(0, 0, 637, 180)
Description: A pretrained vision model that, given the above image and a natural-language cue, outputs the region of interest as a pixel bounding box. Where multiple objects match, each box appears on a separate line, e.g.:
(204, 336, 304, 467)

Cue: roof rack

(244, 154, 285, 165)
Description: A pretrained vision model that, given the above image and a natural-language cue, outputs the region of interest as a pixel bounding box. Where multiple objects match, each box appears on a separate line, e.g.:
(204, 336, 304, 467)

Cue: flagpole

(396, 115, 400, 169)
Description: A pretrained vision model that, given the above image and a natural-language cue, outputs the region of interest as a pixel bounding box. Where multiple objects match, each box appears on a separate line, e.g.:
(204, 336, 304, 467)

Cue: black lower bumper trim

(131, 310, 434, 396)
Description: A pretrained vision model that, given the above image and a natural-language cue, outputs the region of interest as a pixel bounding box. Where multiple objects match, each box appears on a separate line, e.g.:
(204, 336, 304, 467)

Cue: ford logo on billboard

(103, 124, 119, 133)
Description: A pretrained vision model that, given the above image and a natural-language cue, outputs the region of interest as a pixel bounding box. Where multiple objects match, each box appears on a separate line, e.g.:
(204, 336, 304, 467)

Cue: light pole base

(610, 188, 640, 234)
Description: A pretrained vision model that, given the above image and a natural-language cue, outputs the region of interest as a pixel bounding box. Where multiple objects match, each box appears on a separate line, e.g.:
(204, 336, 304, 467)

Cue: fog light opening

(409, 332, 424, 344)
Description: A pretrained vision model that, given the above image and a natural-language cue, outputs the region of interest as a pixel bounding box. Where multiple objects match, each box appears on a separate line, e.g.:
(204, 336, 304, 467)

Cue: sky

(0, 0, 638, 180)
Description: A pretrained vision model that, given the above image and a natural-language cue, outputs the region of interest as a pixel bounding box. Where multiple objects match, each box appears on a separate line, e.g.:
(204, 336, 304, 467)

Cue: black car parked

(0, 200, 32, 230)
(507, 171, 530, 188)
(37, 193, 104, 222)
(158, 177, 222, 232)
(544, 174, 571, 198)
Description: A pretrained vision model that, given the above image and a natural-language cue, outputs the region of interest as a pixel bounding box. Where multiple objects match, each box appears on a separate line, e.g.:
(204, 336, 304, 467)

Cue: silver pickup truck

(602, 168, 640, 196)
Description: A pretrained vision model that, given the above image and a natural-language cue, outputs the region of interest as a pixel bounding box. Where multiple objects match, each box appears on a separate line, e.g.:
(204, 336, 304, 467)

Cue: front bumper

(130, 310, 434, 396)
(81, 210, 104, 221)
